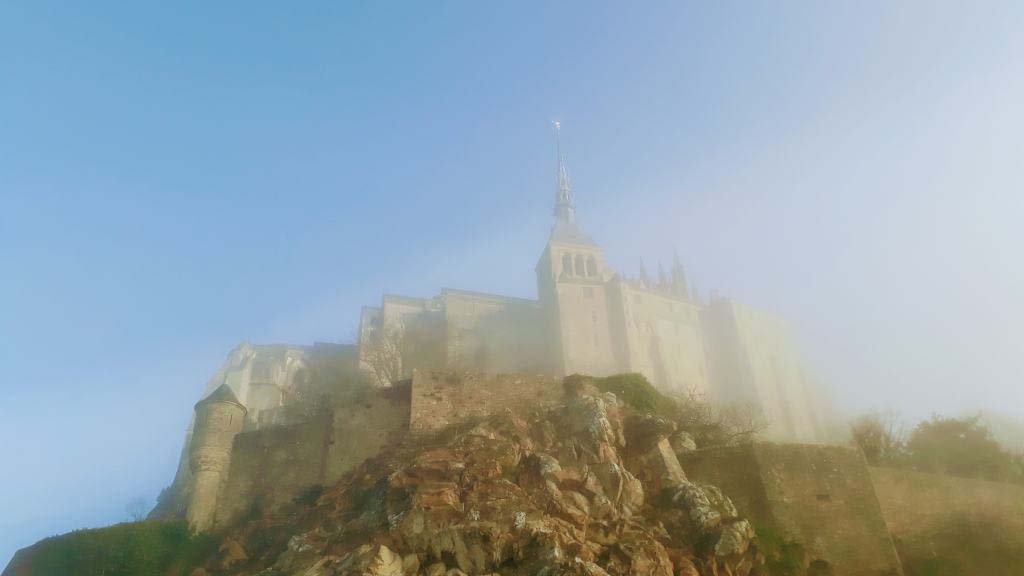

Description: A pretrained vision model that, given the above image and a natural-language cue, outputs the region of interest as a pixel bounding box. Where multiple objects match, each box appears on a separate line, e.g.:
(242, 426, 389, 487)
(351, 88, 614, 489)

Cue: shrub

(755, 525, 806, 576)
(20, 521, 215, 576)
(907, 414, 1021, 482)
(850, 411, 906, 466)
(565, 373, 679, 419)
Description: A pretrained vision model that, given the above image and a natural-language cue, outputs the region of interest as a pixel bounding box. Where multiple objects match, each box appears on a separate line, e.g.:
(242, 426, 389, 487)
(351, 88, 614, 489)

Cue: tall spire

(553, 121, 575, 223)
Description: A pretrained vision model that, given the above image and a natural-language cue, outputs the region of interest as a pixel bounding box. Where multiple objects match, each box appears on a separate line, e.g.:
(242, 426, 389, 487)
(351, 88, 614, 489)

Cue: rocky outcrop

(201, 379, 765, 576)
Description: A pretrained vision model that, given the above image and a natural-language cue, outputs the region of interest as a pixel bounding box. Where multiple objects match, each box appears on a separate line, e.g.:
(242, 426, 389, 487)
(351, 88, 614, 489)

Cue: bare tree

(364, 326, 406, 386)
(850, 411, 906, 465)
(673, 386, 769, 447)
(125, 496, 148, 522)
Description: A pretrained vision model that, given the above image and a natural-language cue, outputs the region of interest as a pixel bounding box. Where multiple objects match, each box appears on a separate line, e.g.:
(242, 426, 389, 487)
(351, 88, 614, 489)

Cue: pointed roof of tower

(196, 383, 245, 410)
(548, 121, 597, 247)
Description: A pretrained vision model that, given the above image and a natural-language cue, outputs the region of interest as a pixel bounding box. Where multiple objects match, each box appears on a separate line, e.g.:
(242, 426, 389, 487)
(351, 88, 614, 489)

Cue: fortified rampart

(210, 382, 411, 529)
(177, 369, 1024, 576)
(194, 373, 562, 530)
(869, 466, 1024, 572)
(682, 442, 904, 576)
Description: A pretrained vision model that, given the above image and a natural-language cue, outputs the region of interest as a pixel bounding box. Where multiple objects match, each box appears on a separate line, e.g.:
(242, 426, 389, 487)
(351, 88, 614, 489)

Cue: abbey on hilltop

(170, 125, 830, 484)
(151, 127, 830, 531)
(356, 125, 826, 442)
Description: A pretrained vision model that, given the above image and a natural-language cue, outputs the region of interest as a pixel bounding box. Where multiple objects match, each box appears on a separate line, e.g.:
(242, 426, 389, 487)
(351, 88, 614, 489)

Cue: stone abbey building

(160, 131, 831, 528)
(357, 132, 826, 443)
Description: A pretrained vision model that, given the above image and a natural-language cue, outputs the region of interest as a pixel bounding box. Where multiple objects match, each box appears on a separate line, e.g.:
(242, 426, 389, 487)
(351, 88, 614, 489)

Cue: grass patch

(565, 373, 679, 419)
(13, 520, 215, 576)
(755, 525, 806, 576)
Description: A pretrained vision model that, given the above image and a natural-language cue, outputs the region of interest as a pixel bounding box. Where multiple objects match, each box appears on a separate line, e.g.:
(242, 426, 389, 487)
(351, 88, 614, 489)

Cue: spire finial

(553, 121, 575, 223)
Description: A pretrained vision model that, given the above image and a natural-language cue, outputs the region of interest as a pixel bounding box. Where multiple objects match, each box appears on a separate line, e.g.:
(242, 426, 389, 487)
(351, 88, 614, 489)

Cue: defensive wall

(869, 466, 1024, 573)
(186, 372, 1024, 576)
(682, 442, 904, 576)
(203, 372, 563, 529)
(212, 382, 412, 528)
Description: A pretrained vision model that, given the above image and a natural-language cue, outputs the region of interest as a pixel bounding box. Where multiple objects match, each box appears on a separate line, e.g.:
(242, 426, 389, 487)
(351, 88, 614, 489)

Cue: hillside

(8, 374, 1024, 575)
(6, 376, 790, 576)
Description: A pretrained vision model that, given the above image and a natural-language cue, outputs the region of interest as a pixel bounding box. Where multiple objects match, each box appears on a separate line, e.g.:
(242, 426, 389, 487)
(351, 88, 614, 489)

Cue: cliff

(3, 376, 778, 576)
(165, 376, 771, 576)
(8, 374, 1024, 575)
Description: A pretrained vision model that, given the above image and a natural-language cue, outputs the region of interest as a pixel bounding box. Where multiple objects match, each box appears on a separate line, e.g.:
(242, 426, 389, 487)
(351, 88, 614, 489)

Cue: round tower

(186, 383, 246, 533)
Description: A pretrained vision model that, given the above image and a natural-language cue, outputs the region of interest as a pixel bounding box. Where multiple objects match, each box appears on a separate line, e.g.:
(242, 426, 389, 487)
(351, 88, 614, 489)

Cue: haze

(2, 0, 1022, 566)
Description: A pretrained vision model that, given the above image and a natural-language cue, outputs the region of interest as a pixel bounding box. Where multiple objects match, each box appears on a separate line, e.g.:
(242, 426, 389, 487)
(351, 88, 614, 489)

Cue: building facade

(358, 131, 827, 442)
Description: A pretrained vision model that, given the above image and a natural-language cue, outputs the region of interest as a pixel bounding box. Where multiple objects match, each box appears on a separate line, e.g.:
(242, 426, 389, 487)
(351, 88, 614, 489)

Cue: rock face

(203, 380, 765, 576)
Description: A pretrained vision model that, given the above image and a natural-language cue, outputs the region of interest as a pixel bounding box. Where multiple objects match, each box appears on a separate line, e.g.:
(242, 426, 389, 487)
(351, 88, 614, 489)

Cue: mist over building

(187, 128, 829, 448)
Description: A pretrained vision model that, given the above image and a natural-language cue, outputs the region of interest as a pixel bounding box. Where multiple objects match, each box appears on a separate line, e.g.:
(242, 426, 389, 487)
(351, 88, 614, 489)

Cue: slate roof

(549, 219, 597, 247)
(196, 383, 244, 408)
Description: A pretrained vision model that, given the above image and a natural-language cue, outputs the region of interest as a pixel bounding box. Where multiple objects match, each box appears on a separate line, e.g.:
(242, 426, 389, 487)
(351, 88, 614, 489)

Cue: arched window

(562, 253, 573, 277)
(586, 255, 597, 276)
(575, 254, 586, 276)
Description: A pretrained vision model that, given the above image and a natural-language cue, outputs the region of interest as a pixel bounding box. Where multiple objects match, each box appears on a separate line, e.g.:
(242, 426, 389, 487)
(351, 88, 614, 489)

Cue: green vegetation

(565, 373, 766, 449)
(852, 413, 1024, 484)
(292, 483, 325, 507)
(565, 372, 679, 418)
(755, 525, 807, 576)
(16, 521, 214, 576)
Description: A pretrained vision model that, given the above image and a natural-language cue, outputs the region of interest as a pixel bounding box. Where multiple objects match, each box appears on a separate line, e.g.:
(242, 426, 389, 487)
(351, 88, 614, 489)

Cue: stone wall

(701, 300, 823, 442)
(324, 382, 411, 480)
(195, 371, 573, 529)
(214, 411, 333, 527)
(409, 370, 563, 434)
(213, 383, 411, 528)
(440, 289, 548, 374)
(870, 466, 1024, 572)
(616, 280, 710, 397)
(682, 442, 904, 576)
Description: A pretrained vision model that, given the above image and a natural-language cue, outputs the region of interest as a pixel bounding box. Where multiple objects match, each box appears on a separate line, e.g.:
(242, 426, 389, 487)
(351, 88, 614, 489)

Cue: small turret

(671, 251, 690, 300)
(638, 259, 651, 287)
(186, 384, 246, 533)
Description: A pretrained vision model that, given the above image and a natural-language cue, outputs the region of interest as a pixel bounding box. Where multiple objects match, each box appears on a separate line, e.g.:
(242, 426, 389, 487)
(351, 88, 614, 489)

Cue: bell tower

(536, 123, 620, 376)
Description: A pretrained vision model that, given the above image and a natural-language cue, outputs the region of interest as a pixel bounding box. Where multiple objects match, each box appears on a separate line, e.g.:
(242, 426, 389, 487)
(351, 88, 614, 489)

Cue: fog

(2, 0, 1023, 566)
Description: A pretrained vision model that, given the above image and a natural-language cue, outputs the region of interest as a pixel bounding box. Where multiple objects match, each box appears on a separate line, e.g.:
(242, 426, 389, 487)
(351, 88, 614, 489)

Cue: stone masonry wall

(870, 466, 1024, 559)
(214, 384, 411, 528)
(409, 370, 563, 434)
(683, 442, 903, 576)
(204, 372, 565, 529)
(324, 382, 411, 481)
(215, 412, 333, 527)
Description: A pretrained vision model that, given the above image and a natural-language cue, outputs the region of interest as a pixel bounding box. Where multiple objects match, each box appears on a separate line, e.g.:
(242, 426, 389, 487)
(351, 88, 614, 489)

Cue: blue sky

(2, 1, 1023, 564)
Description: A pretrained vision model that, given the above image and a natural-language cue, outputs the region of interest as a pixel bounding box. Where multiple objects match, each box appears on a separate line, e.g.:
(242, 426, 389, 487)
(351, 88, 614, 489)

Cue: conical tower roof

(196, 383, 245, 410)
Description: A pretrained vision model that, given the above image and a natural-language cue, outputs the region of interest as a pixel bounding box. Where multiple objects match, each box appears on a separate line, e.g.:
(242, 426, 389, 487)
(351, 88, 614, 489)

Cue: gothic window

(586, 255, 597, 276)
(575, 254, 585, 276)
(592, 310, 598, 323)
(562, 253, 573, 277)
